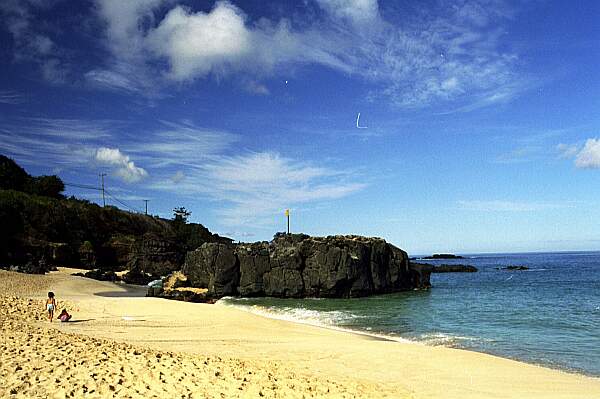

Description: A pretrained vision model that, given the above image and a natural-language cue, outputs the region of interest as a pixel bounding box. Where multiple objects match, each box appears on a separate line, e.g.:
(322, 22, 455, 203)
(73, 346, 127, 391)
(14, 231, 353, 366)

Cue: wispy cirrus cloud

(150, 151, 366, 226)
(0, 117, 112, 166)
(127, 120, 239, 168)
(0, 0, 69, 84)
(0, 117, 364, 225)
(0, 91, 27, 105)
(556, 143, 579, 159)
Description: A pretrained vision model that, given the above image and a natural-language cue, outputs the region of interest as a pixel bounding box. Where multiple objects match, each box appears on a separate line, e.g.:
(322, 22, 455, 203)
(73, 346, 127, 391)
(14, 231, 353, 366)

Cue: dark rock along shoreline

(181, 233, 433, 299)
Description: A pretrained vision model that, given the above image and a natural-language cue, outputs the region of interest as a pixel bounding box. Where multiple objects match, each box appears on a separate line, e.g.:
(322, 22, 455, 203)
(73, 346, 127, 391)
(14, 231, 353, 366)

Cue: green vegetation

(0, 155, 230, 271)
(0, 155, 64, 198)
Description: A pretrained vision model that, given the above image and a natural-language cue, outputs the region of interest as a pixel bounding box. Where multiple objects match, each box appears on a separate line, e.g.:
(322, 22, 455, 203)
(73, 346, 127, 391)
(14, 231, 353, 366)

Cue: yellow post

(285, 209, 290, 234)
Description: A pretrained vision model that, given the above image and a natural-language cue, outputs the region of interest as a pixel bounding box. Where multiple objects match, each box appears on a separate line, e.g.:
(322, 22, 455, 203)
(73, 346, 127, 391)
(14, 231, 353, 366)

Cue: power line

(104, 189, 143, 213)
(63, 180, 144, 215)
(63, 182, 102, 191)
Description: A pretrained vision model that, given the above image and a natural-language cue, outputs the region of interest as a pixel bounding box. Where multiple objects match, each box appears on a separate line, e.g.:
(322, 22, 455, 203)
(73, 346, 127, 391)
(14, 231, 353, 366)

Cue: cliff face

(182, 234, 432, 298)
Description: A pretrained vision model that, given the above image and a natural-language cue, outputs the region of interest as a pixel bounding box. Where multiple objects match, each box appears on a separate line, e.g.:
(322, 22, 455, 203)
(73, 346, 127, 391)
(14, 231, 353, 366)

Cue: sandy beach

(1, 268, 599, 398)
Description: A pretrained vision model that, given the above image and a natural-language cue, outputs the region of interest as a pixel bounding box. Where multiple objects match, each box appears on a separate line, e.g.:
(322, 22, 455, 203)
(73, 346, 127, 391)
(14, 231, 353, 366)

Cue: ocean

(219, 251, 600, 377)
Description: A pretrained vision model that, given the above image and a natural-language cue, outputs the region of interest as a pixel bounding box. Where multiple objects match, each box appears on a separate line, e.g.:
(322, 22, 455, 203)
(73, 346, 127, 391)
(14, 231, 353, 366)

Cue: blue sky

(1, 0, 600, 254)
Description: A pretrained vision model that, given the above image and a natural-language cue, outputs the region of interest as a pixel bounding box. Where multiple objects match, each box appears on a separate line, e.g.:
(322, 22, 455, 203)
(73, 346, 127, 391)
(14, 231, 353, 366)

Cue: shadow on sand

(65, 319, 95, 323)
(94, 284, 147, 298)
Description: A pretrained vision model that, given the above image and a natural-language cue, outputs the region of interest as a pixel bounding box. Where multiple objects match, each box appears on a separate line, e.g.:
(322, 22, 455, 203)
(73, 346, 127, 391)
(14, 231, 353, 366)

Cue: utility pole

(143, 200, 149, 215)
(99, 173, 107, 207)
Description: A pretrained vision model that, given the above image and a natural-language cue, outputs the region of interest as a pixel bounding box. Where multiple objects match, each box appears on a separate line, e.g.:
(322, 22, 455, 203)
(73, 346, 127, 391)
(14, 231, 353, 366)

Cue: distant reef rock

(174, 234, 432, 299)
(431, 264, 478, 273)
(496, 265, 529, 271)
(422, 254, 465, 260)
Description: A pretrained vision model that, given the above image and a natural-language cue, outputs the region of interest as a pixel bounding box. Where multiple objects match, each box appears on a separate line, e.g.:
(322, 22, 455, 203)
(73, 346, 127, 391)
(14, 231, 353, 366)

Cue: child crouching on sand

(46, 292, 56, 322)
(58, 309, 72, 322)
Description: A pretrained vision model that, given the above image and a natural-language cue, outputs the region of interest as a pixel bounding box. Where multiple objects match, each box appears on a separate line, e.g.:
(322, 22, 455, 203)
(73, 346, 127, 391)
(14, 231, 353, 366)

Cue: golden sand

(1, 268, 599, 398)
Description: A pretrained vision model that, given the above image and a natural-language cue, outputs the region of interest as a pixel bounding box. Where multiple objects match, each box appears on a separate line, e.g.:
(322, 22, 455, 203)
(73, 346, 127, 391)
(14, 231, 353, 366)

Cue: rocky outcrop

(183, 243, 239, 297)
(182, 234, 431, 299)
(126, 233, 181, 277)
(122, 268, 158, 285)
(431, 264, 478, 273)
(146, 271, 213, 303)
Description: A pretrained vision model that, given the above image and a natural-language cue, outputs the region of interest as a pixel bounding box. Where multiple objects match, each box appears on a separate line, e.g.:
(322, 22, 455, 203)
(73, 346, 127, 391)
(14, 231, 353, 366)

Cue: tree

(0, 155, 29, 191)
(28, 175, 65, 198)
(172, 207, 191, 224)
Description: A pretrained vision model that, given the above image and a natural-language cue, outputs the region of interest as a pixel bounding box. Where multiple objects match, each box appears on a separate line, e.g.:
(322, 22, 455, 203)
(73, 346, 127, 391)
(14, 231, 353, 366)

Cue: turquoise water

(220, 251, 600, 376)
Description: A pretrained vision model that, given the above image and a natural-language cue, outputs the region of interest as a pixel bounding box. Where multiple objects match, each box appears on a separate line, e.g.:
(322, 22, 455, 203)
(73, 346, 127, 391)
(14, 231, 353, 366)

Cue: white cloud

(243, 80, 270, 95)
(574, 139, 600, 169)
(557, 138, 600, 169)
(146, 3, 252, 80)
(89, 0, 521, 108)
(95, 147, 148, 183)
(96, 0, 166, 60)
(315, 0, 380, 26)
(458, 200, 570, 212)
(170, 170, 185, 183)
(556, 143, 579, 159)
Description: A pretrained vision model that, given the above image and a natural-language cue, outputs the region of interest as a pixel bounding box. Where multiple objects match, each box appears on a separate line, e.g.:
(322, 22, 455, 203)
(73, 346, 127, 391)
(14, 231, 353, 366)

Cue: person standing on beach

(46, 292, 56, 322)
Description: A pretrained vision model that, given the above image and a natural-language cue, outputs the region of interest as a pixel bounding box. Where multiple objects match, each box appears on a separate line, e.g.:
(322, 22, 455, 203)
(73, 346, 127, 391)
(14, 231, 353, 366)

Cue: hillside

(0, 155, 230, 280)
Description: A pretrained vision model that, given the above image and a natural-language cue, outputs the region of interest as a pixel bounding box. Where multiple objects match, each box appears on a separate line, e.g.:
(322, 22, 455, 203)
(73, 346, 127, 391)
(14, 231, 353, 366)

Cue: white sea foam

(415, 332, 494, 347)
(216, 300, 493, 348)
(215, 300, 414, 343)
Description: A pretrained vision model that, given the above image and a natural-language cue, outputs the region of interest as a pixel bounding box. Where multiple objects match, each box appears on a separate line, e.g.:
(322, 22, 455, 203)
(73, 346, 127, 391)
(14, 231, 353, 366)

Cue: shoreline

(220, 298, 600, 379)
(2, 268, 600, 398)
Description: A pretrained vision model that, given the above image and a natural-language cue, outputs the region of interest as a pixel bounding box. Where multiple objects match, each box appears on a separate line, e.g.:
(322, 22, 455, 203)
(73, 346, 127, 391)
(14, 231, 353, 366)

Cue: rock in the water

(431, 264, 478, 273)
(497, 265, 529, 271)
(182, 234, 431, 298)
(422, 254, 464, 259)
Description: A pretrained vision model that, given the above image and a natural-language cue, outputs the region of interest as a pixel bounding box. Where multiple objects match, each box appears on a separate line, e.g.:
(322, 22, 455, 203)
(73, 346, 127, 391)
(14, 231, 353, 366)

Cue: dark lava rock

(126, 233, 181, 277)
(422, 254, 464, 259)
(496, 265, 529, 271)
(182, 234, 431, 299)
(431, 264, 478, 273)
(122, 268, 158, 285)
(183, 243, 239, 297)
(73, 269, 120, 282)
(4, 259, 52, 274)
